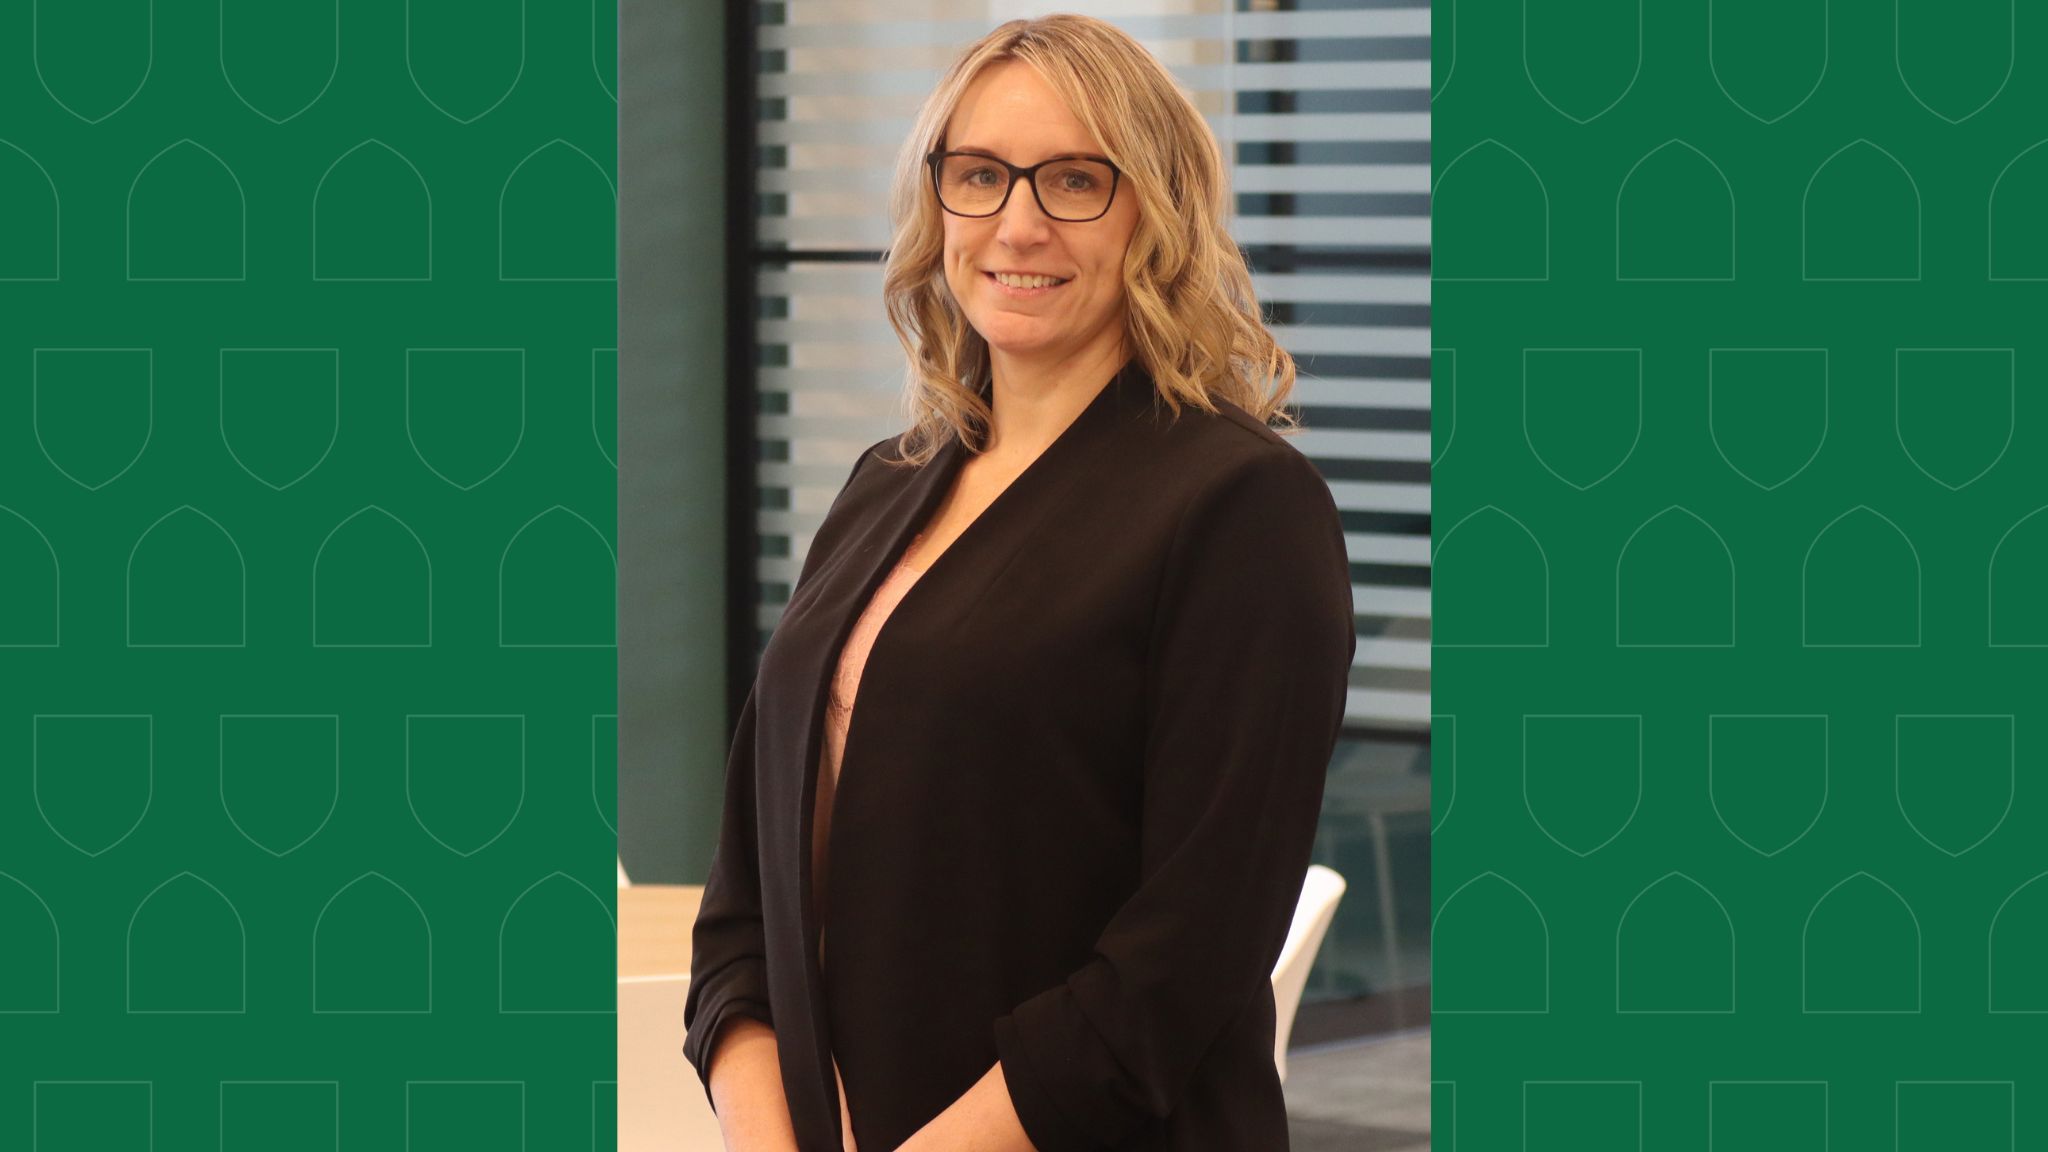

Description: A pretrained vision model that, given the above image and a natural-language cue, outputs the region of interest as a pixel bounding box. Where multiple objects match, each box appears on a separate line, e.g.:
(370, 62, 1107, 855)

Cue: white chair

(1271, 863, 1347, 1083)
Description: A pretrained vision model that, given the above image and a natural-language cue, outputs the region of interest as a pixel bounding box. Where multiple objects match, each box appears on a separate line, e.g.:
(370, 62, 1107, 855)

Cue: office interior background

(616, 0, 1430, 1119)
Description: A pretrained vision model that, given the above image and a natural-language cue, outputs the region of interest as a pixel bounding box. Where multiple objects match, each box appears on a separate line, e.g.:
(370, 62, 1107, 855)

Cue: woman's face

(937, 60, 1141, 366)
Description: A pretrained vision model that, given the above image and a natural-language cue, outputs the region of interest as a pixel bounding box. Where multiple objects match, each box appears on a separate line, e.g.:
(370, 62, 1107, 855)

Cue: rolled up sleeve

(680, 682, 776, 1116)
(992, 443, 1357, 1150)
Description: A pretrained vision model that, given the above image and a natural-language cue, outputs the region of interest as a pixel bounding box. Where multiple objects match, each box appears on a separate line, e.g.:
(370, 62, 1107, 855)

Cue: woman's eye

(964, 167, 1000, 185)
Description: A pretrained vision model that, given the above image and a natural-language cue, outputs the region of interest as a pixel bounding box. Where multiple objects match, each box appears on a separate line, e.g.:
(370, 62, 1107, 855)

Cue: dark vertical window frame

(724, 0, 763, 729)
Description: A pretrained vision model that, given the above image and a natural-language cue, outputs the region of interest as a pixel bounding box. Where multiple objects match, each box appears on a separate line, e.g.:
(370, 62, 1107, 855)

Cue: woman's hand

(706, 1017, 801, 1152)
(892, 1061, 1037, 1152)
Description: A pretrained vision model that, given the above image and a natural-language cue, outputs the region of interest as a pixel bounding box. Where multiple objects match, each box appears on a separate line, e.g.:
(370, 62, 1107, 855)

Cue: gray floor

(1284, 1028, 1430, 1151)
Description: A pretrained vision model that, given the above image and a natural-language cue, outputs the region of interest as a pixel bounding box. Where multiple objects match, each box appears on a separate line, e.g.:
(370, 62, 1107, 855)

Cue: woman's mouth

(985, 270, 1070, 297)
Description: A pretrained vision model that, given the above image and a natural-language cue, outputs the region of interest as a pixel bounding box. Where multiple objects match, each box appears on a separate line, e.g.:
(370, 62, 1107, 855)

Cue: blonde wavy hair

(876, 12, 1300, 467)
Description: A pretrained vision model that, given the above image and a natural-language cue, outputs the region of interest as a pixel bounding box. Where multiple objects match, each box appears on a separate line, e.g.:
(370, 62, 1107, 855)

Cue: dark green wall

(619, 0, 729, 884)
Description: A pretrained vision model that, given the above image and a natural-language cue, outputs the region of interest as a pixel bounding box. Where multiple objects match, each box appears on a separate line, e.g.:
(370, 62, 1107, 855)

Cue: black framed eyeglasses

(926, 150, 1123, 223)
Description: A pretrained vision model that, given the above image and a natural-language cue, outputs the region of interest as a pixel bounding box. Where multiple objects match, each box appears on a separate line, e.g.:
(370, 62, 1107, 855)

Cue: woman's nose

(993, 178, 1054, 246)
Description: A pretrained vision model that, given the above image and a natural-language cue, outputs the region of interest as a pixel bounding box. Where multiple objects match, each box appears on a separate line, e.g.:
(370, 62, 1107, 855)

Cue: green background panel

(0, 0, 617, 1147)
(1435, 0, 2047, 1147)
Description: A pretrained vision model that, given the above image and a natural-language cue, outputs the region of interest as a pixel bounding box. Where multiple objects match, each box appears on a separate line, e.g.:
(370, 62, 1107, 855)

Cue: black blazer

(683, 357, 1356, 1151)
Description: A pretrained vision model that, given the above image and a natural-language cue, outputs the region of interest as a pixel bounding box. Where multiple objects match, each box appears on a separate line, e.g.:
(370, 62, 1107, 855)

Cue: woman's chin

(973, 320, 1065, 357)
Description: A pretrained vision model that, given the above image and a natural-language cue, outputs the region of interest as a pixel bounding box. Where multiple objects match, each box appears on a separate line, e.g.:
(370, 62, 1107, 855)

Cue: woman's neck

(982, 339, 1127, 458)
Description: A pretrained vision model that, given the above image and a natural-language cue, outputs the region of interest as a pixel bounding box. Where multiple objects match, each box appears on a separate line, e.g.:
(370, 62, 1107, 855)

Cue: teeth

(993, 272, 1065, 288)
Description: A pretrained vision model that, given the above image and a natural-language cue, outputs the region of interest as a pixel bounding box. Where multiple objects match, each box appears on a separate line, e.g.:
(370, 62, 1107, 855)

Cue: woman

(682, 14, 1354, 1151)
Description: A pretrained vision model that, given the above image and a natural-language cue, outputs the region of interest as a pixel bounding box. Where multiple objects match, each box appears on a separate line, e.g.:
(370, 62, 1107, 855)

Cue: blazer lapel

(770, 426, 967, 1143)
(776, 357, 1156, 1144)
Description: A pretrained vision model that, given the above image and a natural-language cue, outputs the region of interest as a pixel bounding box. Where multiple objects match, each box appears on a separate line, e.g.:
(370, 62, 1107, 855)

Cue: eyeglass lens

(935, 155, 1115, 220)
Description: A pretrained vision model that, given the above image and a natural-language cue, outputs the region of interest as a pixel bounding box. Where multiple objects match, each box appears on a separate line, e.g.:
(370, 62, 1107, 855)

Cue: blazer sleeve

(680, 677, 773, 1116)
(680, 441, 879, 1114)
(991, 443, 1357, 1150)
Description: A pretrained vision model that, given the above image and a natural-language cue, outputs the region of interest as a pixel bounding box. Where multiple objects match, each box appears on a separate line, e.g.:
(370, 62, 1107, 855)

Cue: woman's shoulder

(784, 436, 909, 594)
(1137, 392, 1333, 514)
(813, 432, 923, 531)
(837, 432, 919, 501)
(1168, 393, 1298, 461)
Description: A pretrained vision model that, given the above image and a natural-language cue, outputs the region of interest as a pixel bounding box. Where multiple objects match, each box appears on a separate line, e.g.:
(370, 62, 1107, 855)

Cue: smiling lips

(985, 269, 1070, 295)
